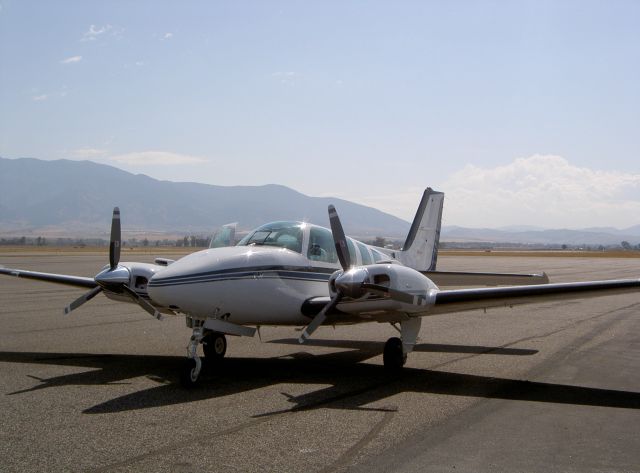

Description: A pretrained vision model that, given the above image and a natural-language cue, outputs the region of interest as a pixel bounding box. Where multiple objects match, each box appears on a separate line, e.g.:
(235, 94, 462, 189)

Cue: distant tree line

(0, 235, 213, 248)
(3, 236, 640, 251)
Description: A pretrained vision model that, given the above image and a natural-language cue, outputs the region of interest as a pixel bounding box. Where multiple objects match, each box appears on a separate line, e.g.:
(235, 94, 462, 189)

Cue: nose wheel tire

(203, 332, 227, 361)
(383, 337, 407, 371)
(179, 358, 201, 389)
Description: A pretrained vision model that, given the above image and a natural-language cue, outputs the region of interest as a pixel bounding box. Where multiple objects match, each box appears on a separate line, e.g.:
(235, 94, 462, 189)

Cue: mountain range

(1, 157, 639, 246)
(0, 157, 410, 238)
(441, 226, 640, 246)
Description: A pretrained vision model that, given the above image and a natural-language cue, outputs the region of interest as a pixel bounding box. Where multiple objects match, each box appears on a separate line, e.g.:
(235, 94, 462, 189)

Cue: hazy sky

(1, 1, 639, 228)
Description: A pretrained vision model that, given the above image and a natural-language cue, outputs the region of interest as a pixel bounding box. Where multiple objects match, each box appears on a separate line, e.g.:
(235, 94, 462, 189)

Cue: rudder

(397, 188, 444, 271)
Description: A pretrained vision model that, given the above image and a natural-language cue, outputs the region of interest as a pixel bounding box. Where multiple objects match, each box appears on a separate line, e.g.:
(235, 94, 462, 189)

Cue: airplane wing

(0, 267, 97, 289)
(429, 278, 640, 315)
(423, 270, 549, 286)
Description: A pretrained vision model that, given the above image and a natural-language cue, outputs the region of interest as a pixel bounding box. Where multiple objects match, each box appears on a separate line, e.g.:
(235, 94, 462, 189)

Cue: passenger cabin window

(307, 227, 338, 263)
(347, 238, 358, 264)
(237, 221, 303, 253)
(371, 249, 387, 262)
(356, 241, 373, 265)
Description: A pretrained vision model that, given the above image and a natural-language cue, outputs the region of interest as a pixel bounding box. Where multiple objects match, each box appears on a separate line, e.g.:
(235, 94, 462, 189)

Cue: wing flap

(0, 267, 97, 289)
(424, 270, 549, 286)
(432, 279, 640, 315)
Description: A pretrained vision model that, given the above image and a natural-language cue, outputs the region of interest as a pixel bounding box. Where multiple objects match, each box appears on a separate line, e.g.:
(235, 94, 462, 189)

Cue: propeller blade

(63, 286, 103, 315)
(299, 293, 343, 343)
(109, 207, 121, 270)
(328, 205, 351, 270)
(121, 285, 164, 320)
(362, 283, 430, 307)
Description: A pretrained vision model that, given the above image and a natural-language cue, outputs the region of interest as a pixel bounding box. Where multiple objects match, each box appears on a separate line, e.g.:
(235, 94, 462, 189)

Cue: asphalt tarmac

(1, 251, 639, 472)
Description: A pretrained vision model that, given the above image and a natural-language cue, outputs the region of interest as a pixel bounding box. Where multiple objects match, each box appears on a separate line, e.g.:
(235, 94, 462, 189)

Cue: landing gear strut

(179, 323, 229, 388)
(180, 324, 205, 388)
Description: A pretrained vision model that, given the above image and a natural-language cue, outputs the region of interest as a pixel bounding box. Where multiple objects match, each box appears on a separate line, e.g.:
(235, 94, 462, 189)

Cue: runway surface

(1, 251, 639, 472)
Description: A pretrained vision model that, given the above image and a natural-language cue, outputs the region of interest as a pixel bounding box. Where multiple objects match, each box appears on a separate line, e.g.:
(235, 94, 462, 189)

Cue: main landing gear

(179, 322, 228, 388)
(383, 317, 422, 371)
(383, 337, 406, 370)
(203, 331, 227, 361)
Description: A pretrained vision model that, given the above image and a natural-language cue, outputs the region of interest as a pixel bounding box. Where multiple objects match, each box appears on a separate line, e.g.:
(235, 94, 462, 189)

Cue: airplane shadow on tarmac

(1, 339, 639, 415)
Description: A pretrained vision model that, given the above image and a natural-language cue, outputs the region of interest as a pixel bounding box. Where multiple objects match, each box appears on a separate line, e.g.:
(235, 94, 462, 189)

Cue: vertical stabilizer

(397, 188, 444, 271)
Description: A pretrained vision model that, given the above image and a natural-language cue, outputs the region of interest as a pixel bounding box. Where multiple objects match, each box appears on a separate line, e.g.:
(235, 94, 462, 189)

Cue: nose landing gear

(180, 324, 205, 388)
(179, 322, 228, 388)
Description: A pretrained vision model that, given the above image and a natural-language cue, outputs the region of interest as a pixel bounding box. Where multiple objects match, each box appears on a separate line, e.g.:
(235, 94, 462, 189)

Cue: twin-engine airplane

(2, 188, 640, 388)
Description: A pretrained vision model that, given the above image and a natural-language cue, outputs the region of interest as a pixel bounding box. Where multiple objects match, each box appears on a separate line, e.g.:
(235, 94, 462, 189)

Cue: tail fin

(397, 188, 444, 271)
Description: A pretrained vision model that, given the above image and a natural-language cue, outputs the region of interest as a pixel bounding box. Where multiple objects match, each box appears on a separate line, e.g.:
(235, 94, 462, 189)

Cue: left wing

(0, 267, 97, 289)
(430, 278, 640, 315)
(424, 270, 549, 286)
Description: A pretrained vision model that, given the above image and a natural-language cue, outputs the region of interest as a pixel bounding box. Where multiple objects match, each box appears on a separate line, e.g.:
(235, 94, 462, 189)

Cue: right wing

(0, 267, 97, 289)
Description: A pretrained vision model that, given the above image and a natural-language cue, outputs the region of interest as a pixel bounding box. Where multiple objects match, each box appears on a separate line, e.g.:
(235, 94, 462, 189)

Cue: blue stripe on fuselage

(147, 266, 334, 288)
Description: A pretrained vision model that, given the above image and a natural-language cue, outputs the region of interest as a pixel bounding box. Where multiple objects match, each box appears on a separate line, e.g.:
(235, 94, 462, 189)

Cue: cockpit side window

(237, 221, 303, 254)
(356, 241, 373, 265)
(307, 227, 338, 263)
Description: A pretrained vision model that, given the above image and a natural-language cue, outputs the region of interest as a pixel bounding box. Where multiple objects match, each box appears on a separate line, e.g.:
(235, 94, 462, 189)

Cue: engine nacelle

(329, 264, 438, 303)
(103, 262, 165, 303)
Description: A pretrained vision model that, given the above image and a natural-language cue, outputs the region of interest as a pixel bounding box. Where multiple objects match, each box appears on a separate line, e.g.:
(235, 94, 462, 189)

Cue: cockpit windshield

(236, 221, 304, 253)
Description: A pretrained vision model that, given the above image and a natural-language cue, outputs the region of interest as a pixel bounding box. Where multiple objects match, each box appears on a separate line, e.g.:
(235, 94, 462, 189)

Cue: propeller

(329, 204, 350, 270)
(121, 285, 163, 320)
(64, 285, 103, 315)
(109, 207, 121, 270)
(63, 207, 163, 320)
(299, 205, 352, 343)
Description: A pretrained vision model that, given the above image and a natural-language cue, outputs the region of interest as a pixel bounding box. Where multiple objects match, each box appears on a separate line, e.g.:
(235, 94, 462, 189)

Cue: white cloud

(162, 32, 174, 40)
(32, 94, 48, 102)
(441, 155, 640, 228)
(82, 24, 112, 41)
(271, 71, 298, 85)
(109, 151, 208, 166)
(272, 71, 296, 78)
(60, 55, 82, 64)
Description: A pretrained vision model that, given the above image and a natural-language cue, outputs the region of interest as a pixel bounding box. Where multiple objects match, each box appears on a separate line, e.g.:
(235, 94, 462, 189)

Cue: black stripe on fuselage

(148, 266, 335, 288)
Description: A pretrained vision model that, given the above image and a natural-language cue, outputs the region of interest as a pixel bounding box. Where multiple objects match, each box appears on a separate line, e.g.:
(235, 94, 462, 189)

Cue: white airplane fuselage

(114, 221, 403, 326)
(148, 245, 332, 325)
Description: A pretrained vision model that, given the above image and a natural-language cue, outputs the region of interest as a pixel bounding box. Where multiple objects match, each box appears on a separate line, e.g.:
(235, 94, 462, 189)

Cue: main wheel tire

(179, 358, 201, 389)
(203, 332, 227, 361)
(383, 337, 407, 371)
